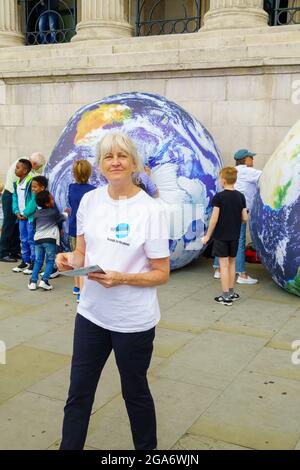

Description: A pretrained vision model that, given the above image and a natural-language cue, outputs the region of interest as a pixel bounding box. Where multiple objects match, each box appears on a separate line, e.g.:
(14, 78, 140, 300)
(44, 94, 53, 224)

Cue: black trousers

(60, 314, 157, 450)
(0, 190, 20, 258)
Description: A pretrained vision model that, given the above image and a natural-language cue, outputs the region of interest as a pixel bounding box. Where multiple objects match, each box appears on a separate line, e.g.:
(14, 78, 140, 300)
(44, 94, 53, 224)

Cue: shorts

(212, 239, 239, 258)
(69, 236, 76, 252)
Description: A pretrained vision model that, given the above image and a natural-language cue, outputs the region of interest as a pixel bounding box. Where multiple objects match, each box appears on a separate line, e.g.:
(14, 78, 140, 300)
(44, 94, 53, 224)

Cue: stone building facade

(0, 0, 299, 181)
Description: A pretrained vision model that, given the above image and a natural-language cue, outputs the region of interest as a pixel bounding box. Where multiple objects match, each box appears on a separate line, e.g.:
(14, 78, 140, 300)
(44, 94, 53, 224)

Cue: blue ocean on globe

(251, 119, 300, 296)
(45, 92, 222, 269)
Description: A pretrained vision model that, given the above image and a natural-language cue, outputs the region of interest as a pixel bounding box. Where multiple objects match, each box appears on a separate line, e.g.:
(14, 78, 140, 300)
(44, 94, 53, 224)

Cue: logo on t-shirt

(113, 223, 130, 239)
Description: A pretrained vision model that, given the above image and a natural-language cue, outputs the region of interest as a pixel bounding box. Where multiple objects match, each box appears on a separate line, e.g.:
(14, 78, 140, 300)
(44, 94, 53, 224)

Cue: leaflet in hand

(59, 265, 106, 277)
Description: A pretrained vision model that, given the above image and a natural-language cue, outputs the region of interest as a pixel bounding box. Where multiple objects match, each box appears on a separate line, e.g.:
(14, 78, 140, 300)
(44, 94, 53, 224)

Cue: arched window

(136, 0, 203, 36)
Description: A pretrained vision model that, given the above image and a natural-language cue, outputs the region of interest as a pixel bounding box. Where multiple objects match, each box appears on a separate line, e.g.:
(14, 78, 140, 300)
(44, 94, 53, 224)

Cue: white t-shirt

(76, 186, 170, 333)
(17, 178, 27, 214)
(235, 165, 262, 211)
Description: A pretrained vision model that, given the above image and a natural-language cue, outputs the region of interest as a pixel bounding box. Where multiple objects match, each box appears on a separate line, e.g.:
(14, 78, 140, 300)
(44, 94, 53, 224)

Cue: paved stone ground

(0, 257, 300, 450)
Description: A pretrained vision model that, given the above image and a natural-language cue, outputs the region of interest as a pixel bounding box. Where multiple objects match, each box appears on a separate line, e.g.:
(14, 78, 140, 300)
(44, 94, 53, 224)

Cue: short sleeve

(212, 193, 220, 208)
(76, 196, 85, 236)
(144, 203, 170, 259)
(241, 193, 246, 209)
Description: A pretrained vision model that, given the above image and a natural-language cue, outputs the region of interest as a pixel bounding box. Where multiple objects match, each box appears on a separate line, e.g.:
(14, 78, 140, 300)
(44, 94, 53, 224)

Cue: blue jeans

(19, 220, 35, 264)
(38, 12, 58, 44)
(31, 243, 56, 282)
(213, 222, 247, 273)
(60, 314, 157, 450)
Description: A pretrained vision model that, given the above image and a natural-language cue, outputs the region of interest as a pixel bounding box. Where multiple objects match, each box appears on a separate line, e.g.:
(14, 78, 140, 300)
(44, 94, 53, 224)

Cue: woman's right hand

(56, 250, 85, 271)
(56, 252, 74, 271)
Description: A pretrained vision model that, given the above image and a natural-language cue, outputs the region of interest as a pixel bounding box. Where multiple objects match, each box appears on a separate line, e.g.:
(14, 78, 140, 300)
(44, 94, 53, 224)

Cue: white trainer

(28, 279, 37, 290)
(236, 275, 258, 285)
(39, 280, 53, 291)
(213, 270, 221, 279)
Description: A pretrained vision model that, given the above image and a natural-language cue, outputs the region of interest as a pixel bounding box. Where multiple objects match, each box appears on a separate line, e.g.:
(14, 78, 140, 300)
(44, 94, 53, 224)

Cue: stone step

(0, 27, 299, 78)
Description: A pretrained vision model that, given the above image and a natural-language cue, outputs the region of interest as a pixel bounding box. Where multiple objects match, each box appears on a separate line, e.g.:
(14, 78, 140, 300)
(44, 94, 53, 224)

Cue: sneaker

(76, 293, 80, 303)
(230, 292, 240, 301)
(73, 287, 80, 295)
(50, 268, 60, 279)
(12, 261, 28, 273)
(39, 280, 53, 291)
(28, 278, 37, 290)
(213, 270, 221, 279)
(41, 268, 60, 279)
(214, 295, 233, 306)
(23, 262, 34, 275)
(236, 275, 258, 285)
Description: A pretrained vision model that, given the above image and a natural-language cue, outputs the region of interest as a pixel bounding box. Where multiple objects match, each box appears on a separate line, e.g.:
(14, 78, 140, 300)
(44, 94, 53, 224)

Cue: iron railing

(136, 0, 201, 36)
(273, 0, 300, 24)
(264, 0, 300, 25)
(18, 0, 77, 45)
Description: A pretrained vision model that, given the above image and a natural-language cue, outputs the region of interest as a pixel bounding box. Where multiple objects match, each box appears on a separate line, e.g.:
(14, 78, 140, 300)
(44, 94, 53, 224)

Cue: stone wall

(0, 66, 299, 182)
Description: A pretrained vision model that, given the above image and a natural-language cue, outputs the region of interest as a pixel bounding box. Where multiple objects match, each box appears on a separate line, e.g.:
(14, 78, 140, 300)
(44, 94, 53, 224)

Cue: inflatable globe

(45, 92, 222, 269)
(251, 119, 300, 296)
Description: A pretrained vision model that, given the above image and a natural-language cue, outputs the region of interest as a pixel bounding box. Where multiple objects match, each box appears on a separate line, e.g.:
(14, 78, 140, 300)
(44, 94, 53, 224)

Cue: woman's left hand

(87, 270, 124, 288)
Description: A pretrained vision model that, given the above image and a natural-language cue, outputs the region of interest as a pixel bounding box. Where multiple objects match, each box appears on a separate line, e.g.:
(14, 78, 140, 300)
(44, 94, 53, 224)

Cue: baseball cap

(234, 149, 256, 160)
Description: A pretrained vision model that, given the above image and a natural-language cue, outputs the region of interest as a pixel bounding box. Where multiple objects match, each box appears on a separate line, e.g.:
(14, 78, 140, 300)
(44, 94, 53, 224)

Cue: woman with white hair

(56, 132, 170, 450)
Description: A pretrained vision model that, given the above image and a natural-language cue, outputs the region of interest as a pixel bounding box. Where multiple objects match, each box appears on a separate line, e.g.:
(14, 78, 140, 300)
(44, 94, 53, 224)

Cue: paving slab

(171, 433, 250, 450)
(212, 298, 296, 339)
(0, 298, 36, 321)
(0, 315, 58, 350)
(152, 330, 266, 390)
(0, 345, 70, 405)
(159, 296, 226, 333)
(48, 440, 99, 450)
(154, 327, 196, 358)
(0, 391, 64, 450)
(252, 280, 300, 307)
(22, 302, 76, 328)
(267, 314, 300, 350)
(189, 371, 300, 450)
(85, 377, 220, 450)
(246, 347, 300, 382)
(24, 323, 75, 356)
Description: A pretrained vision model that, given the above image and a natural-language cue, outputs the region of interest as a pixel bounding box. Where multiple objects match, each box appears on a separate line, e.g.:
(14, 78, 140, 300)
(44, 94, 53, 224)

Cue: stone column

(0, 0, 24, 47)
(73, 0, 134, 41)
(203, 0, 269, 30)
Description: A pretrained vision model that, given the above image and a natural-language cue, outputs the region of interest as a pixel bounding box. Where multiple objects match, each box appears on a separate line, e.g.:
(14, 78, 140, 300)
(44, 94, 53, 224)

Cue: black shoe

(0, 255, 18, 262)
(214, 295, 233, 306)
(12, 261, 28, 272)
(230, 292, 240, 301)
(23, 262, 34, 275)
